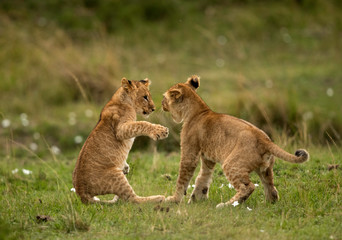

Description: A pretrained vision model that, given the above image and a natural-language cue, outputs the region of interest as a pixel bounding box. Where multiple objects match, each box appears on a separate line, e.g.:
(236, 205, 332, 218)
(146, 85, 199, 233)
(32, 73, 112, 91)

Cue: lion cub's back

(197, 113, 270, 160)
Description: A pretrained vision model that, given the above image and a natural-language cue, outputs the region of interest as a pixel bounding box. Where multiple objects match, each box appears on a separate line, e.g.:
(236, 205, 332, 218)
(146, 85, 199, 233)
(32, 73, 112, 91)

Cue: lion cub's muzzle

(142, 105, 155, 117)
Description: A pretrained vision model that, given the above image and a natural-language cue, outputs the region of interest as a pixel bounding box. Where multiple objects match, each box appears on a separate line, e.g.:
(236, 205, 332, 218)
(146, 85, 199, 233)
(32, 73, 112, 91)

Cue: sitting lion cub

(73, 78, 168, 204)
(162, 76, 309, 208)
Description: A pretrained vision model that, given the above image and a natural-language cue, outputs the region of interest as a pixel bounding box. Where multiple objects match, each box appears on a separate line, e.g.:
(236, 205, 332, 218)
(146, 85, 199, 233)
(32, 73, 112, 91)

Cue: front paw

(151, 125, 169, 140)
(165, 195, 181, 203)
(216, 202, 227, 209)
(155, 195, 165, 202)
(188, 187, 209, 204)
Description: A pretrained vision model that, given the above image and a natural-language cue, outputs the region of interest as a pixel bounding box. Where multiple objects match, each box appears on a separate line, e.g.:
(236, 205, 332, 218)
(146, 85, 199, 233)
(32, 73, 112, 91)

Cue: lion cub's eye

(143, 95, 148, 101)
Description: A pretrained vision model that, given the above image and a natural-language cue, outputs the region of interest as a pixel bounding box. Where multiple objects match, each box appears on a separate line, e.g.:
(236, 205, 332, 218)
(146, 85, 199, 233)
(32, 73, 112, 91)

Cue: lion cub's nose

(152, 108, 155, 112)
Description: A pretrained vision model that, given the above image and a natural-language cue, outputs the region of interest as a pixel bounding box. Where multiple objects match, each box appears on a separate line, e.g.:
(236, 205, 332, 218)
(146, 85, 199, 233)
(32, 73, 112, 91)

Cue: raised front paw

(150, 125, 169, 141)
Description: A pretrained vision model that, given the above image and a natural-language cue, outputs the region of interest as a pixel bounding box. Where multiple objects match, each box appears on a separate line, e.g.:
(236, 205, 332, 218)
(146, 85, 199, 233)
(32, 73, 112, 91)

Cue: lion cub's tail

(268, 143, 309, 163)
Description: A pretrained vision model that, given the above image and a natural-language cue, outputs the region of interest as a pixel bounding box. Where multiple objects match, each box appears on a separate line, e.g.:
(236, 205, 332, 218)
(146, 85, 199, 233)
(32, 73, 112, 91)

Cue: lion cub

(73, 78, 168, 204)
(162, 76, 309, 208)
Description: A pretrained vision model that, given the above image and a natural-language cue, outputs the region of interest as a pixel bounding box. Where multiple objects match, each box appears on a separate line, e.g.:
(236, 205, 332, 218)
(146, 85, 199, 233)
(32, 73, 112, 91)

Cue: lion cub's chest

(119, 137, 135, 158)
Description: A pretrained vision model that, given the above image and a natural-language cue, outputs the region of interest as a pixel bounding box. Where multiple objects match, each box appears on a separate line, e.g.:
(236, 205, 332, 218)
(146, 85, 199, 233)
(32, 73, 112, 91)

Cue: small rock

(36, 215, 53, 223)
(328, 164, 339, 171)
(153, 204, 161, 211)
(161, 174, 172, 181)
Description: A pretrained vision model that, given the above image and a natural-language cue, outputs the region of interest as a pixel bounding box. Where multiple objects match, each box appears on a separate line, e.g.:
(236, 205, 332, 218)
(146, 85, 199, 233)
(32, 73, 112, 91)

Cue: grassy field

(0, 146, 341, 240)
(1, 1, 342, 239)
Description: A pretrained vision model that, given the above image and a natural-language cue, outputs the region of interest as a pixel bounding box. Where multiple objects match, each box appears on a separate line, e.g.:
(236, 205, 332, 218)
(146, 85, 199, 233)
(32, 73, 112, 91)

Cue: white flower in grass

(51, 145, 61, 155)
(20, 113, 29, 127)
(12, 168, 19, 174)
(303, 111, 313, 121)
(254, 183, 259, 187)
(1, 119, 11, 128)
(219, 184, 224, 188)
(326, 88, 334, 97)
(22, 119, 29, 127)
(247, 207, 252, 211)
(33, 132, 41, 140)
(232, 201, 239, 207)
(93, 196, 100, 201)
(29, 143, 38, 151)
(68, 112, 77, 125)
(260, 229, 265, 233)
(20, 113, 27, 120)
(70, 188, 76, 192)
(22, 169, 32, 175)
(85, 109, 93, 118)
(68, 117, 76, 126)
(228, 183, 234, 189)
(74, 135, 83, 144)
(217, 35, 227, 46)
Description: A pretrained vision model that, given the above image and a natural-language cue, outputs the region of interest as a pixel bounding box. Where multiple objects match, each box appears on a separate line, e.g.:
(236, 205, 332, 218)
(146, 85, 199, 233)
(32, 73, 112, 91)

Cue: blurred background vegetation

(0, 0, 341, 158)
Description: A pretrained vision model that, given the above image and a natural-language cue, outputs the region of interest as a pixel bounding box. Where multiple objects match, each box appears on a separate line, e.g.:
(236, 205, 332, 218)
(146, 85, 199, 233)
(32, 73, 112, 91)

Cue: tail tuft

(268, 143, 309, 164)
(294, 149, 309, 162)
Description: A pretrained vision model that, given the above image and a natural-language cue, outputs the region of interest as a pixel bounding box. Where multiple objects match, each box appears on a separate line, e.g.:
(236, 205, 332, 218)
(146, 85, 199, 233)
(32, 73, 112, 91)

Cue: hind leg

(98, 195, 119, 204)
(188, 157, 216, 203)
(216, 158, 255, 208)
(256, 156, 279, 203)
(101, 169, 164, 204)
(81, 194, 119, 204)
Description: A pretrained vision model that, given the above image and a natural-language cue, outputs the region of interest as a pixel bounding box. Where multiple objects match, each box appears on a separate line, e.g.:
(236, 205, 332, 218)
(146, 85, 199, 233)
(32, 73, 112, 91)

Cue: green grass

(0, 146, 341, 239)
(1, 1, 342, 153)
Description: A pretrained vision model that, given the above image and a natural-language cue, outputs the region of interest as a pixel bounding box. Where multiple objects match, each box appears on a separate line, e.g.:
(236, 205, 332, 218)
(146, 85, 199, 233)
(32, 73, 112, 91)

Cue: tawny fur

(73, 78, 168, 204)
(162, 75, 309, 208)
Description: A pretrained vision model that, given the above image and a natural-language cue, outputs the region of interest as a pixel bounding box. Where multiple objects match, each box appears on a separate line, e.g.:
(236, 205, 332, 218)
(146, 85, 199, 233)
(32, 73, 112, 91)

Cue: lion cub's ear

(169, 89, 183, 102)
(185, 75, 200, 91)
(121, 77, 135, 92)
(139, 78, 151, 89)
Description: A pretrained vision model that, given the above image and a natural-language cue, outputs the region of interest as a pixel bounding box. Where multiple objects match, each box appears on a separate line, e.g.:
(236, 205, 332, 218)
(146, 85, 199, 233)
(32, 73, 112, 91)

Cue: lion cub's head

(121, 77, 155, 117)
(162, 75, 200, 123)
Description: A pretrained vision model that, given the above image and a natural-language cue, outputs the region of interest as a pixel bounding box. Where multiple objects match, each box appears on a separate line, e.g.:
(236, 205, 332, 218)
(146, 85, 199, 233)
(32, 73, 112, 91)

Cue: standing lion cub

(162, 76, 309, 208)
(73, 78, 168, 204)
